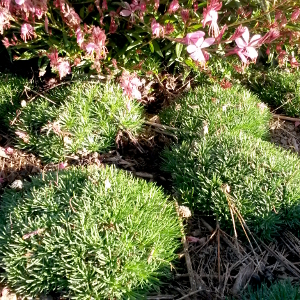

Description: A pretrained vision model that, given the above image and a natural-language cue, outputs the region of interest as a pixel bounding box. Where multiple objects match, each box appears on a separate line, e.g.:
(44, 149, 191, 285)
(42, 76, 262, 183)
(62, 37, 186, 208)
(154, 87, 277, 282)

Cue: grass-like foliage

(242, 280, 300, 300)
(13, 82, 144, 162)
(0, 73, 29, 128)
(160, 84, 271, 140)
(249, 69, 300, 117)
(0, 166, 181, 299)
(162, 133, 300, 241)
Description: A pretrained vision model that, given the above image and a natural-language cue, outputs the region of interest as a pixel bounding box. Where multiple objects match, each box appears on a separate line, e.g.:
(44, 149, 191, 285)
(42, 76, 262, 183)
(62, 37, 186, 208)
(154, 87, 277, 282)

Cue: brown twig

(273, 114, 300, 122)
(176, 288, 203, 300)
(24, 86, 56, 104)
(175, 202, 198, 297)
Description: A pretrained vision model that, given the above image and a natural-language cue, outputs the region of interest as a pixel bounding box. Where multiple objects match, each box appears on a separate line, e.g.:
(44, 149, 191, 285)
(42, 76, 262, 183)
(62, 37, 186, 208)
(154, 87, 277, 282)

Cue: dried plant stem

(273, 114, 300, 122)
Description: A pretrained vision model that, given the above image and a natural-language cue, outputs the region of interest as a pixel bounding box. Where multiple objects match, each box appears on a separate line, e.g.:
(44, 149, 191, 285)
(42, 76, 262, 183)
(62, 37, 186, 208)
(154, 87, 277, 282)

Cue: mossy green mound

(0, 166, 181, 299)
(0, 73, 29, 128)
(13, 82, 144, 162)
(162, 133, 300, 240)
(242, 280, 300, 300)
(249, 69, 300, 117)
(160, 83, 271, 140)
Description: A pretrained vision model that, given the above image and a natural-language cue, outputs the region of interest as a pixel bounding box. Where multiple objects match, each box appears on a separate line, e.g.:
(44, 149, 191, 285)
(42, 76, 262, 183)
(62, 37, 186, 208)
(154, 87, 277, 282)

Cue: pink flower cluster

(120, 71, 142, 100)
(47, 48, 71, 79)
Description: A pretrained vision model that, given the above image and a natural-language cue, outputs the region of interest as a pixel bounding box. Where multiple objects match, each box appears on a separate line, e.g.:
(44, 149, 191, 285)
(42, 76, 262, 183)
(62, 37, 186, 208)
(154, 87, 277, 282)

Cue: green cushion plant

(241, 280, 300, 300)
(162, 133, 300, 241)
(248, 69, 300, 117)
(160, 83, 271, 141)
(0, 166, 181, 299)
(13, 82, 144, 162)
(0, 72, 30, 128)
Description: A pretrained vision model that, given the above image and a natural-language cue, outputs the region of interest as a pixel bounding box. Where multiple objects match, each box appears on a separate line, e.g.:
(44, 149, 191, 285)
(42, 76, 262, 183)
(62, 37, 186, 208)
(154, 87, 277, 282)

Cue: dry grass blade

(259, 239, 300, 278)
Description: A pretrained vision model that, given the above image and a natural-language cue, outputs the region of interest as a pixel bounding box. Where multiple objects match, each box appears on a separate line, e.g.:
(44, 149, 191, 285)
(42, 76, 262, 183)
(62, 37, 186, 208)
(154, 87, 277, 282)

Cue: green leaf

(149, 41, 154, 53)
(175, 43, 183, 59)
(79, 7, 85, 19)
(152, 40, 163, 58)
(126, 40, 143, 51)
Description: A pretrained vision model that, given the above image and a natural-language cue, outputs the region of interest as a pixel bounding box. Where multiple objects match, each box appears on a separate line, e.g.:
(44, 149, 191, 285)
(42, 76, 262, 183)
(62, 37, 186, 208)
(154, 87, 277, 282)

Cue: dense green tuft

(160, 84, 271, 140)
(162, 133, 300, 240)
(249, 69, 300, 117)
(13, 82, 144, 162)
(0, 73, 29, 128)
(0, 166, 181, 299)
(242, 280, 300, 300)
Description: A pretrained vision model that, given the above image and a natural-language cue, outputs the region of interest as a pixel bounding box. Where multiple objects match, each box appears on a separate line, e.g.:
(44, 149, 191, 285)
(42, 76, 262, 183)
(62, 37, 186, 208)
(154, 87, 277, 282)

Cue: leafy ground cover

(0, 166, 181, 299)
(242, 280, 300, 300)
(0, 73, 31, 129)
(160, 83, 271, 140)
(248, 69, 300, 117)
(9, 82, 144, 163)
(1, 0, 300, 298)
(162, 133, 300, 240)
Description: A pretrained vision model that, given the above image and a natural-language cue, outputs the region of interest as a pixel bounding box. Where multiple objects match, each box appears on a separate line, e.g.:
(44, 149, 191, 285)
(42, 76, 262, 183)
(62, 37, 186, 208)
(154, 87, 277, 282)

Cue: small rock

(178, 205, 192, 218)
(10, 180, 23, 190)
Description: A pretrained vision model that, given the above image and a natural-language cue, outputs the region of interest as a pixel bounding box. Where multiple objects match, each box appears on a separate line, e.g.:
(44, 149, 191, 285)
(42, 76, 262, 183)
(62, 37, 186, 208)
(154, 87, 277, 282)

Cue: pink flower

(57, 60, 71, 79)
(181, 9, 189, 23)
(15, 130, 29, 143)
(179, 31, 205, 45)
(58, 162, 67, 169)
(290, 56, 300, 68)
(202, 0, 222, 37)
(5, 147, 14, 155)
(215, 24, 227, 43)
(275, 10, 287, 28)
(0, 9, 11, 35)
(227, 25, 246, 41)
(109, 17, 118, 33)
(120, 0, 143, 21)
(120, 71, 142, 100)
(86, 42, 97, 54)
(86, 26, 107, 59)
(120, 2, 135, 18)
(76, 27, 84, 47)
(20, 23, 35, 43)
(15, 0, 25, 4)
(291, 7, 300, 23)
(164, 23, 174, 35)
(151, 19, 164, 38)
(230, 27, 261, 64)
(168, 0, 179, 14)
(2, 37, 10, 48)
(102, 0, 108, 10)
(260, 28, 280, 44)
(186, 35, 215, 63)
(47, 48, 59, 67)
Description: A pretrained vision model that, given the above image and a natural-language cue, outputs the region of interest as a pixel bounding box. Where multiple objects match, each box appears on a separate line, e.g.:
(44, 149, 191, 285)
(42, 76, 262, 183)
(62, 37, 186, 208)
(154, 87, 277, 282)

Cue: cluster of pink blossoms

(47, 48, 71, 79)
(119, 71, 142, 100)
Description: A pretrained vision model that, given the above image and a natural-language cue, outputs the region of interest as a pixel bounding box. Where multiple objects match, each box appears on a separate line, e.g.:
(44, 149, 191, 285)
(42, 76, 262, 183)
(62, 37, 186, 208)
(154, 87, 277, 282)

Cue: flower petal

(249, 34, 261, 46)
(190, 49, 205, 62)
(237, 51, 248, 64)
(187, 44, 197, 54)
(120, 9, 132, 17)
(185, 31, 205, 44)
(246, 46, 258, 60)
(201, 37, 215, 48)
(235, 37, 247, 48)
(195, 37, 204, 47)
(241, 27, 249, 43)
